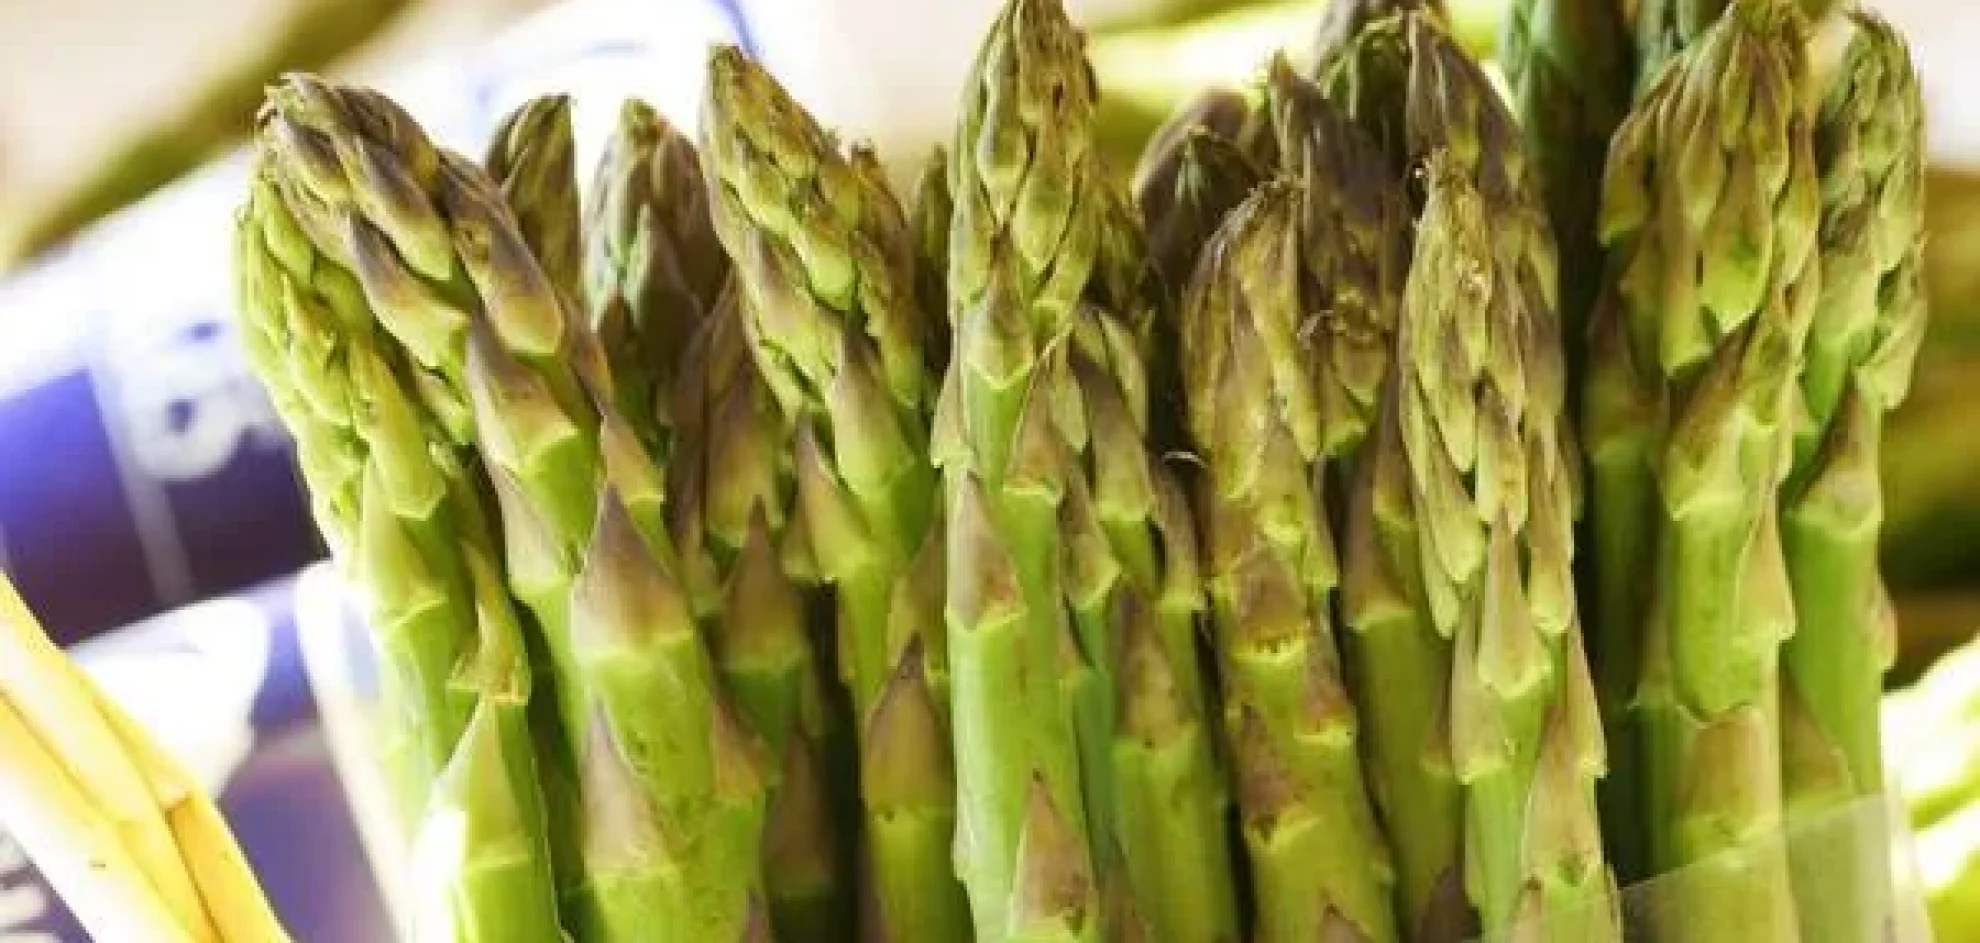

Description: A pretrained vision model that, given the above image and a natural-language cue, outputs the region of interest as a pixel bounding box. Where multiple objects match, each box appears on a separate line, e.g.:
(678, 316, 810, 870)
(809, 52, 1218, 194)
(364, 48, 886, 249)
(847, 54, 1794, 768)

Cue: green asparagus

(236, 164, 565, 942)
(587, 99, 732, 465)
(485, 94, 584, 306)
(1180, 177, 1399, 943)
(1312, 12, 1618, 938)
(700, 46, 967, 942)
(1501, 0, 1631, 377)
(1499, 0, 1640, 886)
(710, 502, 850, 941)
(256, 75, 773, 941)
(583, 95, 849, 938)
(1132, 105, 1261, 294)
(909, 146, 955, 372)
(1263, 55, 1407, 461)
(1586, 1, 1820, 939)
(1781, 11, 1926, 942)
(1313, 0, 1448, 77)
(1406, 153, 1617, 942)
(940, 1, 1237, 939)
(1315, 14, 1413, 183)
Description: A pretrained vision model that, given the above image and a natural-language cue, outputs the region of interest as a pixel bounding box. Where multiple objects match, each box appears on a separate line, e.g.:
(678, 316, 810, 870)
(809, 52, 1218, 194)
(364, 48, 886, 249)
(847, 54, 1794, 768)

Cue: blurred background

(0, 0, 1972, 937)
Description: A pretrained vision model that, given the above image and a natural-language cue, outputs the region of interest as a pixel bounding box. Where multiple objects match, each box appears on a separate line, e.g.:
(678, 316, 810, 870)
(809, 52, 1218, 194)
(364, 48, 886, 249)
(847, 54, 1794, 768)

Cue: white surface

(1877, 0, 1980, 168)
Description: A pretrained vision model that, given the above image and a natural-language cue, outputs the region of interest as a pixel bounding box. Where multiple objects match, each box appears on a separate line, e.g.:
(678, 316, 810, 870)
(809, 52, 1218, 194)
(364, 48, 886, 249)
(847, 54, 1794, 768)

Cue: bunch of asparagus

(225, 0, 1926, 939)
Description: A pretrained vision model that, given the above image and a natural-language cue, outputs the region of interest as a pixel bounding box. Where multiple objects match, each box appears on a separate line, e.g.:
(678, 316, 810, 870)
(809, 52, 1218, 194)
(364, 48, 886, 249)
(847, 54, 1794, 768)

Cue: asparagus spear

(1314, 14, 1414, 184)
(940, 1, 1240, 938)
(1263, 55, 1409, 462)
(700, 47, 966, 942)
(236, 163, 565, 942)
(1312, 0, 1448, 78)
(1781, 12, 1926, 942)
(255, 75, 773, 940)
(1630, 0, 1725, 90)
(1588, 2, 1821, 939)
(1132, 112, 1262, 296)
(583, 94, 849, 938)
(909, 145, 955, 372)
(1134, 88, 1255, 196)
(1499, 0, 1641, 886)
(485, 95, 584, 306)
(1406, 154, 1617, 943)
(0, 573, 294, 943)
(587, 99, 732, 465)
(1180, 177, 1400, 943)
(1076, 177, 1239, 938)
(1632, 0, 1839, 90)
(1501, 0, 1632, 375)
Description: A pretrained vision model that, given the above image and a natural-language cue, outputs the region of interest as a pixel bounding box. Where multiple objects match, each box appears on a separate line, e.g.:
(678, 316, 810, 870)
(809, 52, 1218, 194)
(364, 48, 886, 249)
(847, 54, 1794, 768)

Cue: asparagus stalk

(255, 75, 772, 940)
(587, 100, 732, 465)
(1501, 0, 1632, 374)
(1403, 20, 1620, 942)
(1406, 154, 1618, 943)
(1079, 173, 1238, 939)
(680, 297, 857, 943)
(1262, 55, 1408, 462)
(1630, 0, 1726, 91)
(909, 145, 955, 372)
(948, 2, 1241, 937)
(1180, 178, 1400, 943)
(236, 162, 565, 942)
(1314, 14, 1414, 185)
(1781, 12, 1926, 942)
(1588, 2, 1821, 939)
(485, 95, 584, 306)
(1499, 0, 1641, 886)
(1314, 13, 1624, 937)
(1632, 0, 1838, 90)
(940, 1, 1170, 937)
(700, 47, 966, 942)
(1301, 21, 1473, 941)
(584, 96, 850, 938)
(1134, 88, 1255, 199)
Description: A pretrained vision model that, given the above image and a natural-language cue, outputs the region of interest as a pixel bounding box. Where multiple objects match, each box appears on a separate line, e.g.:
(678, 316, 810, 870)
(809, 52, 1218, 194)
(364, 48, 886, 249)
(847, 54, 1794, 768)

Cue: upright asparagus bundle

(1781, 11, 1926, 941)
(699, 47, 965, 942)
(235, 163, 565, 941)
(1181, 178, 1400, 943)
(486, 94, 583, 305)
(938, 0, 1235, 938)
(254, 75, 773, 941)
(1586, 1, 1821, 939)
